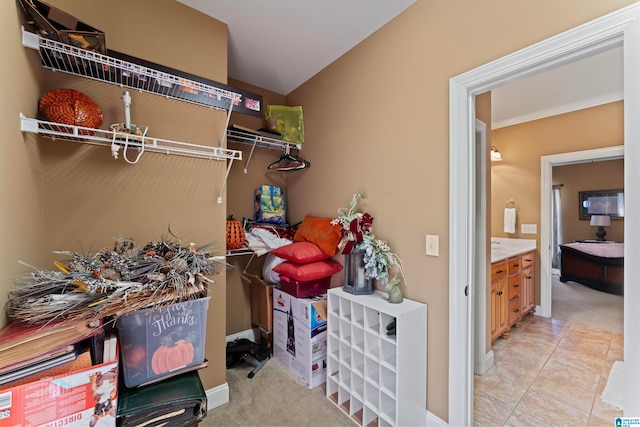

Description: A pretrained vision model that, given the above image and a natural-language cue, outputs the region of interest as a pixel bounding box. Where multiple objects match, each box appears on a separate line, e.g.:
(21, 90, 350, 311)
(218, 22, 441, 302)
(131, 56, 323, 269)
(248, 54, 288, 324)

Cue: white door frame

(449, 4, 640, 424)
(539, 146, 624, 318)
(473, 119, 493, 375)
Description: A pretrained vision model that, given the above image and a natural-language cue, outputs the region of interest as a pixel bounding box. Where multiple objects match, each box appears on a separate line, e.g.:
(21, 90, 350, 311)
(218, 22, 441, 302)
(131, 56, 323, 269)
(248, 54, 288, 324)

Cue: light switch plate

(521, 224, 537, 234)
(426, 235, 439, 256)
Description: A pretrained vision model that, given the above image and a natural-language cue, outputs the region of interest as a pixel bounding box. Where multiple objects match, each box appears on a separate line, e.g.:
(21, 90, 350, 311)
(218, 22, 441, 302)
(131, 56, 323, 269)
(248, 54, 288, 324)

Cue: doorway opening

(449, 4, 640, 425)
(540, 146, 624, 318)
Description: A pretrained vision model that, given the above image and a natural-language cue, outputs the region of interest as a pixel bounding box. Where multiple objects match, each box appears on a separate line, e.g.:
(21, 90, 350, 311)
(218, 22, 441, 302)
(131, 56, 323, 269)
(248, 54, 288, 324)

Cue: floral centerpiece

(332, 193, 406, 303)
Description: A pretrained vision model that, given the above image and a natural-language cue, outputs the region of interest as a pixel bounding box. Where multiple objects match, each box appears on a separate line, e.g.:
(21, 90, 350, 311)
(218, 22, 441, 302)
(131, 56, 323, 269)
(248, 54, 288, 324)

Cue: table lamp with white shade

(590, 214, 611, 241)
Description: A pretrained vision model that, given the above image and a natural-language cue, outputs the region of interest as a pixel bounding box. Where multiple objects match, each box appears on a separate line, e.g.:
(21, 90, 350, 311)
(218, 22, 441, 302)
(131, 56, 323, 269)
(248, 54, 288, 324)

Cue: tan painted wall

(553, 160, 624, 243)
(4, 0, 230, 391)
(491, 102, 623, 242)
(225, 79, 286, 335)
(284, 2, 634, 420)
(0, 1, 45, 320)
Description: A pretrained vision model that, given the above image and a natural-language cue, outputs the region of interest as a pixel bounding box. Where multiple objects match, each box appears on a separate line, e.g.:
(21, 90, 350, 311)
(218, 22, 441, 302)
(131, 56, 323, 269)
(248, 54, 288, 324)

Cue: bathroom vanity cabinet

(491, 243, 536, 341)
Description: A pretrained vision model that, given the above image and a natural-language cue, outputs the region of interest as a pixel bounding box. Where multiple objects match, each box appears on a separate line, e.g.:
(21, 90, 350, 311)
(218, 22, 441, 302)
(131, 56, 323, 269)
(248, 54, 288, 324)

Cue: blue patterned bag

(254, 185, 287, 224)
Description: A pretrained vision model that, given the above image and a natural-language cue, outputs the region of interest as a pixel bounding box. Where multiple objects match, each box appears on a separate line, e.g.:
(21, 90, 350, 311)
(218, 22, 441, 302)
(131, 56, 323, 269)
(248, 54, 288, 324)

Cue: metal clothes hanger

(267, 147, 310, 171)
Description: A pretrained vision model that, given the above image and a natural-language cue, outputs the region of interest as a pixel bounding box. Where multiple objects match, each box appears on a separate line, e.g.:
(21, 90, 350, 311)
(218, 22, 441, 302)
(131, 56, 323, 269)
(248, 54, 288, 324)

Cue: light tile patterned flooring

(474, 315, 623, 426)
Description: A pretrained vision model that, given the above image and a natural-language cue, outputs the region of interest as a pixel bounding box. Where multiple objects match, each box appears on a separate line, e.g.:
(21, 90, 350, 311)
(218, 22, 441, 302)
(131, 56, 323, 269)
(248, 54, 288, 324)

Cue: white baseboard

(427, 410, 448, 426)
(206, 382, 229, 410)
(204, 329, 259, 410)
(225, 328, 257, 343)
(536, 304, 551, 318)
(474, 350, 494, 375)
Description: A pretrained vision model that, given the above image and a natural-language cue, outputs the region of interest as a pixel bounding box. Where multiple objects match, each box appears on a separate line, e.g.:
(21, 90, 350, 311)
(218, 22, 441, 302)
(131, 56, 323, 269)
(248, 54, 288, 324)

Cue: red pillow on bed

(273, 259, 343, 281)
(271, 242, 330, 263)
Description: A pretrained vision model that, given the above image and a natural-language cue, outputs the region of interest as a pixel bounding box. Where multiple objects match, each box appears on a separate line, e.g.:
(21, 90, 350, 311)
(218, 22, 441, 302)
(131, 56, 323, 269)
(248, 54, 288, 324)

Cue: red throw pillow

(293, 215, 342, 257)
(273, 259, 343, 282)
(271, 242, 330, 263)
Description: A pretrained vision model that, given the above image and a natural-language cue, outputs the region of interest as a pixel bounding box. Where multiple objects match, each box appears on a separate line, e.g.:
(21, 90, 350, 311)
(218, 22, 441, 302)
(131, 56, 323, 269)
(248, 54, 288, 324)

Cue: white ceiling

(177, 0, 416, 96)
(491, 46, 623, 129)
(177, 0, 623, 127)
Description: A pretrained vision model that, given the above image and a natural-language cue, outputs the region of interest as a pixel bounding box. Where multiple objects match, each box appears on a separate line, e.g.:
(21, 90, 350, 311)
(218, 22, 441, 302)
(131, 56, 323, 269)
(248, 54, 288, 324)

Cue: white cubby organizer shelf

(20, 27, 244, 203)
(326, 288, 427, 427)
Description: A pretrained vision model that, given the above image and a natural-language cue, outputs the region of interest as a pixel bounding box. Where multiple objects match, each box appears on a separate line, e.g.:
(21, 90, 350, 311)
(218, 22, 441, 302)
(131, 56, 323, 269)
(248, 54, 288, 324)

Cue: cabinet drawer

(508, 274, 521, 299)
(521, 252, 534, 268)
(509, 297, 521, 324)
(491, 261, 508, 281)
(508, 257, 521, 272)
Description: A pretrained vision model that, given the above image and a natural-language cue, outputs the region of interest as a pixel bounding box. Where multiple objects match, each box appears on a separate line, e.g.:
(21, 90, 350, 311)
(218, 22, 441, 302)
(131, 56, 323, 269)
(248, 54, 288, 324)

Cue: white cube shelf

(326, 288, 427, 427)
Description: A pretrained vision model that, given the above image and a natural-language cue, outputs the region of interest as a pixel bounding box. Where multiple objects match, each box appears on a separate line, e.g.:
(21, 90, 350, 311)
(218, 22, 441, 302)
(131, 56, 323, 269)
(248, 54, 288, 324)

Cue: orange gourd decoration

(151, 339, 195, 375)
(226, 215, 246, 250)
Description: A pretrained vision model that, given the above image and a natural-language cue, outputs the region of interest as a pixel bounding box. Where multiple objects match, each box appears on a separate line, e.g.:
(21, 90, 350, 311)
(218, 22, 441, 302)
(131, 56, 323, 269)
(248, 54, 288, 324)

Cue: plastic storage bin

(116, 297, 210, 387)
(279, 275, 330, 298)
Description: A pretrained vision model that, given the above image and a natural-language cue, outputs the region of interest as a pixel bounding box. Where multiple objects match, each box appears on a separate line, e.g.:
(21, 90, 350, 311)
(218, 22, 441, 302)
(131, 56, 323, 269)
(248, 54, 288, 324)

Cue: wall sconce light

(590, 214, 611, 241)
(490, 146, 502, 161)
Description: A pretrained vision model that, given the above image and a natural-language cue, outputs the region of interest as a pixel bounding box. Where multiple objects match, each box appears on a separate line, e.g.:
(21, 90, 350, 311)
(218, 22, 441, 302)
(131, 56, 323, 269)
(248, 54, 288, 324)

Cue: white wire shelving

(21, 27, 242, 111)
(20, 114, 242, 161)
(20, 27, 246, 203)
(226, 127, 302, 173)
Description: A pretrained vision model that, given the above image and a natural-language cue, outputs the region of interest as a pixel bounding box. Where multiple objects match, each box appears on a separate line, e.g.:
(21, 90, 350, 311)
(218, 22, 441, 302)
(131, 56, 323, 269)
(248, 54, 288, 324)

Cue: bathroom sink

(490, 237, 536, 262)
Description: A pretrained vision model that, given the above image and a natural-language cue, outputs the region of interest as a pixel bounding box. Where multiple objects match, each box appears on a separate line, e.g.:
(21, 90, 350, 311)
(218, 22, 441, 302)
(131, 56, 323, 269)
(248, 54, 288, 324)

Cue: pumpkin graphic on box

(151, 335, 196, 374)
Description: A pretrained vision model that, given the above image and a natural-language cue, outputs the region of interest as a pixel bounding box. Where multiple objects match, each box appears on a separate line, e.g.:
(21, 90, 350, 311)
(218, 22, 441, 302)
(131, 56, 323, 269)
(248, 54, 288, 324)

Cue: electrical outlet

(521, 224, 537, 234)
(426, 235, 439, 256)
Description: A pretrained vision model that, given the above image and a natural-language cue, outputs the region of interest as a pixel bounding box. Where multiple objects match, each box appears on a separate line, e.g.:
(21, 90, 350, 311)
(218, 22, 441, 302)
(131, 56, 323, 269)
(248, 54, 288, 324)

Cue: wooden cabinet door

(520, 251, 535, 315)
(491, 260, 509, 341)
(521, 265, 535, 314)
(491, 281, 499, 340)
(491, 277, 509, 341)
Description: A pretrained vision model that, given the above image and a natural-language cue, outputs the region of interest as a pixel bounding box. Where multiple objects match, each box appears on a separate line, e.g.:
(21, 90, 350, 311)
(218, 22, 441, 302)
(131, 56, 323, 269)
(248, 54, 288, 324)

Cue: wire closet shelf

(20, 28, 247, 203)
(20, 114, 242, 162)
(21, 27, 242, 110)
(226, 127, 302, 173)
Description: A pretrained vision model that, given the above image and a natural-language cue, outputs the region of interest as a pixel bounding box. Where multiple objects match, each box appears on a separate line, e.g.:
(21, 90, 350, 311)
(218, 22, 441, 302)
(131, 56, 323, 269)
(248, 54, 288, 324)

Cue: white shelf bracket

(220, 99, 234, 149)
(243, 139, 259, 174)
(217, 157, 236, 204)
(242, 253, 256, 274)
(21, 26, 39, 49)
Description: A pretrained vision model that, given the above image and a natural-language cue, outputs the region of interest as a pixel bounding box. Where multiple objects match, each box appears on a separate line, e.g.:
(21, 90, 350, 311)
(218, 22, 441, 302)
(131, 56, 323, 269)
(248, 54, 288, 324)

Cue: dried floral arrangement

(332, 193, 407, 302)
(6, 231, 226, 325)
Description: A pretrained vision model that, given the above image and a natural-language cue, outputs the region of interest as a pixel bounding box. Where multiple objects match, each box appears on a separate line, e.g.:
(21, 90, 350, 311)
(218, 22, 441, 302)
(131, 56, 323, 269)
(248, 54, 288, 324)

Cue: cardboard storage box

(248, 274, 274, 331)
(273, 289, 327, 389)
(116, 297, 210, 388)
(0, 346, 119, 427)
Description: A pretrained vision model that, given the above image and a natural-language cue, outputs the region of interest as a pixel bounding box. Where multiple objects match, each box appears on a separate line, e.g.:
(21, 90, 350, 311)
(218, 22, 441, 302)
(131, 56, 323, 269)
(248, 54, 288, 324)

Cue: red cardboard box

(0, 348, 118, 427)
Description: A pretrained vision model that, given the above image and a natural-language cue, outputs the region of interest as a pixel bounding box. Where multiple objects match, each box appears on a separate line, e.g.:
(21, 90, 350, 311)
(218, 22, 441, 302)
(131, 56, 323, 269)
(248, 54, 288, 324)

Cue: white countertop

(491, 237, 537, 263)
